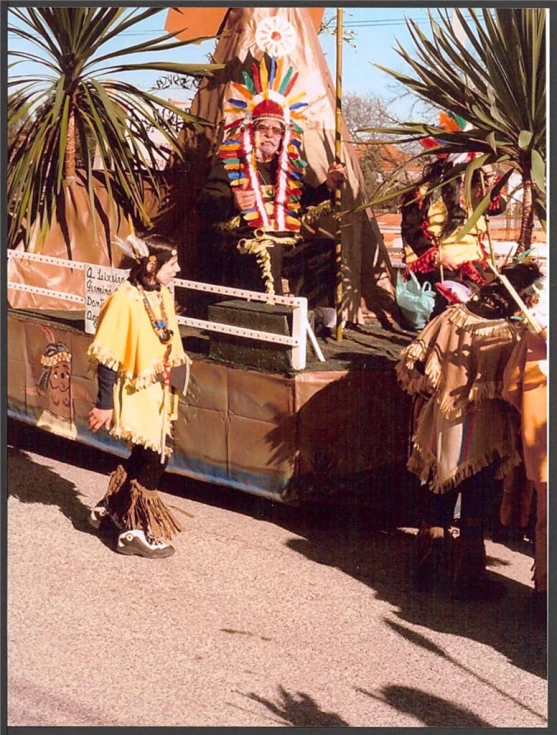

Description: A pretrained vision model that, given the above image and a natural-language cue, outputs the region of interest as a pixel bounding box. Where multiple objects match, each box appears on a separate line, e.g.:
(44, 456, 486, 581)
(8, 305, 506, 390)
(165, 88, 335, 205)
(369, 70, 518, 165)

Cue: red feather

(251, 62, 262, 94)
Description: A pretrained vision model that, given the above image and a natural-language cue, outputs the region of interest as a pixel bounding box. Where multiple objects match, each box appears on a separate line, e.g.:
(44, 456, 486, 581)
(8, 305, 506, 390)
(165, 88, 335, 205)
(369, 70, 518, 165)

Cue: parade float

(7, 7, 414, 504)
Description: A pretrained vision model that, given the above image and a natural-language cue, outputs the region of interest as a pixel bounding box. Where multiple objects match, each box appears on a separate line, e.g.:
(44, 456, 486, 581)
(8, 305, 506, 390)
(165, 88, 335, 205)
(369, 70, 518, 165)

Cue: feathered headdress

(218, 56, 309, 232)
(113, 234, 149, 262)
(421, 111, 476, 164)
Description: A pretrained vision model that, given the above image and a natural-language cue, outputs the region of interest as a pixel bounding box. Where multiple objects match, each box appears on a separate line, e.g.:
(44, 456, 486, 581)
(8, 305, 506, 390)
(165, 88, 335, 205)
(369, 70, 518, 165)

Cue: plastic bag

(396, 265, 436, 331)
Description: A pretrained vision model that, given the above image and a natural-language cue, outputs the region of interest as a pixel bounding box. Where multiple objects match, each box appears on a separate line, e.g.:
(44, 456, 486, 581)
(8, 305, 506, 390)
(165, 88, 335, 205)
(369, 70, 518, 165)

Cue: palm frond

(8, 6, 222, 248)
(360, 8, 546, 250)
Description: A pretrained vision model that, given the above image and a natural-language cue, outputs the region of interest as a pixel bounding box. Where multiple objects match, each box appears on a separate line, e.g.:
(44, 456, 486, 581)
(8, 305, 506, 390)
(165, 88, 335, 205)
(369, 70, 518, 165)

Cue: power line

(7, 15, 477, 36)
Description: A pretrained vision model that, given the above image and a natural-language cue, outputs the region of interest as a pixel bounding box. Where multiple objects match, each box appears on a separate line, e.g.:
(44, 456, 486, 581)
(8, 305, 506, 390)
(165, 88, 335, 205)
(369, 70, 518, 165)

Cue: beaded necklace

(136, 283, 173, 344)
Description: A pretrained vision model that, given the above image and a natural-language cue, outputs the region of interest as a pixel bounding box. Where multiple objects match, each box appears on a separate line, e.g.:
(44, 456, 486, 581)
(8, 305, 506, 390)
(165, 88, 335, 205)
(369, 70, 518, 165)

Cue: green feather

(278, 66, 294, 95)
(242, 71, 256, 95)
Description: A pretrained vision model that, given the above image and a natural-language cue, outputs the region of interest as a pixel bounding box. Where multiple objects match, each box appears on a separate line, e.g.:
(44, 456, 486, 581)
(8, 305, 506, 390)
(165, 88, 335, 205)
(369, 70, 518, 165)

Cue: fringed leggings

(99, 445, 183, 541)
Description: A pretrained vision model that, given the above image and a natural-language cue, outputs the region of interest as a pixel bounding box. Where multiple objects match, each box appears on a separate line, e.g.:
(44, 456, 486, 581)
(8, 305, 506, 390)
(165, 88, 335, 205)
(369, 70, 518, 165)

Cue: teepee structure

(166, 6, 397, 325)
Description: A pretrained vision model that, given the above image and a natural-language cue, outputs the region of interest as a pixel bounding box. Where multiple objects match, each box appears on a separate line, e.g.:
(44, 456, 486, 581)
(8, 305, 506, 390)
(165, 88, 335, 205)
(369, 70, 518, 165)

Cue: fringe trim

(447, 304, 520, 338)
(396, 341, 443, 397)
(214, 215, 243, 233)
(410, 443, 523, 494)
(407, 246, 439, 274)
(126, 480, 184, 541)
(236, 233, 301, 297)
(111, 425, 173, 458)
(397, 307, 521, 419)
(89, 345, 189, 392)
(101, 464, 128, 505)
(301, 199, 334, 227)
(435, 382, 508, 421)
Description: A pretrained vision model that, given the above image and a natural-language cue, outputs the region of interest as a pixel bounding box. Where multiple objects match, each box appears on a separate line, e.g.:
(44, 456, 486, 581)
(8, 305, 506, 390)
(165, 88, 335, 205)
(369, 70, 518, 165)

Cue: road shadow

(9, 417, 546, 685)
(7, 443, 114, 551)
(7, 417, 118, 476)
(284, 527, 546, 682)
(168, 472, 546, 683)
(357, 684, 492, 727)
(238, 685, 350, 727)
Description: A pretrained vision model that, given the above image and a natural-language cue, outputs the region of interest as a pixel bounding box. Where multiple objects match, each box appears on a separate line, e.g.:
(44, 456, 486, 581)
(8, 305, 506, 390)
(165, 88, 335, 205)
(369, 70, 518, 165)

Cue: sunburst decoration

(219, 56, 309, 233)
(254, 16, 297, 58)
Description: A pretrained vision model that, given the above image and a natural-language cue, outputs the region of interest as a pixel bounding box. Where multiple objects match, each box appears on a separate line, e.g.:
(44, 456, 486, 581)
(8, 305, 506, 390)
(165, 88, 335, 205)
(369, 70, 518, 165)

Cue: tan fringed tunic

(88, 281, 190, 455)
(396, 303, 525, 493)
(502, 330, 548, 484)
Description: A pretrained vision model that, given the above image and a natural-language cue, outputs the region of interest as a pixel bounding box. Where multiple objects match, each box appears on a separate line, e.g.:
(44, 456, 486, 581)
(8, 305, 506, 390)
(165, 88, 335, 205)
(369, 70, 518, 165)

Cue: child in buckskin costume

(87, 234, 191, 559)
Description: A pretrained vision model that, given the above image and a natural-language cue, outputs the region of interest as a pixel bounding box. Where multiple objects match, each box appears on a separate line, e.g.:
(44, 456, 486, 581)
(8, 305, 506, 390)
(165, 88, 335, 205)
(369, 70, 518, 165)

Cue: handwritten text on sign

(84, 265, 129, 334)
(84, 266, 176, 334)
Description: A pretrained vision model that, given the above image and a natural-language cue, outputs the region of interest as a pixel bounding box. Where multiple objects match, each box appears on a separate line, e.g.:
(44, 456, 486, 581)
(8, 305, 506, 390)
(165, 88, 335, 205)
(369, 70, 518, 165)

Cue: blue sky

(8, 7, 466, 120)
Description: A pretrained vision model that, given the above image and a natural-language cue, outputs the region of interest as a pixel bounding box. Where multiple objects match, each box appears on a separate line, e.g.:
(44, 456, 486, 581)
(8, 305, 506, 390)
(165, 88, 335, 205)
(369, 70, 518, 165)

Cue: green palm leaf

(8, 6, 222, 250)
(360, 8, 545, 251)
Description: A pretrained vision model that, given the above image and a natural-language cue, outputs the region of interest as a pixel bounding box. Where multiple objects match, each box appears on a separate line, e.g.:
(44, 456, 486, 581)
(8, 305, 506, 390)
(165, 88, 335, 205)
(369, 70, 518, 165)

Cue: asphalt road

(7, 421, 547, 728)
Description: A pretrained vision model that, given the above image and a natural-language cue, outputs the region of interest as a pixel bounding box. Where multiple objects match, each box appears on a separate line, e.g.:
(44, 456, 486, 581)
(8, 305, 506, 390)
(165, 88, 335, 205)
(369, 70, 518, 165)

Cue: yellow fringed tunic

(88, 281, 190, 455)
(396, 304, 525, 493)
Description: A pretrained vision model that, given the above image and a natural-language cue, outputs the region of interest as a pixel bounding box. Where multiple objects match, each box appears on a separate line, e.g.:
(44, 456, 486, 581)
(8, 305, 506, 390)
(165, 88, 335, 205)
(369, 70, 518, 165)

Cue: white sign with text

(84, 265, 130, 334)
(84, 266, 176, 334)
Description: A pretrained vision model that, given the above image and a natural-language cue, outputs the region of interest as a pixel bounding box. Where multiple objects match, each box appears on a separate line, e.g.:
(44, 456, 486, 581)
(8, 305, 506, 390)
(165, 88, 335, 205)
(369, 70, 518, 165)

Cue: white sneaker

(116, 529, 175, 558)
(88, 506, 121, 533)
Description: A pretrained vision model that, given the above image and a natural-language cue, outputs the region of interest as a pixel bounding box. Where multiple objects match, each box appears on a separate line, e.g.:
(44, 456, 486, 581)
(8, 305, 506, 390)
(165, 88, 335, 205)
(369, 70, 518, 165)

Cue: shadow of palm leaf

(357, 684, 491, 727)
(244, 685, 350, 727)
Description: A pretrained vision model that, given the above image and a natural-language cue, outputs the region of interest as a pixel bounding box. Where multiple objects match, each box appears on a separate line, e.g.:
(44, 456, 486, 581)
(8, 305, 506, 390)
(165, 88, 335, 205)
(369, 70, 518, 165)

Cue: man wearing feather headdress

(198, 56, 346, 297)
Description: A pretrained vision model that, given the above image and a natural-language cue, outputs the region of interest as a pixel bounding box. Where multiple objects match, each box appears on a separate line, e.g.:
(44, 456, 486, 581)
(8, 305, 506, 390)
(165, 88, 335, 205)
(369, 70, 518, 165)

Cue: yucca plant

(8, 7, 223, 250)
(356, 8, 546, 252)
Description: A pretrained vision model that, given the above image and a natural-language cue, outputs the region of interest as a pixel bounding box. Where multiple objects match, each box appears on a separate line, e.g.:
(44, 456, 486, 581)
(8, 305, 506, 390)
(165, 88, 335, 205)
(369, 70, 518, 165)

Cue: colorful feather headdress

(218, 56, 309, 233)
(421, 111, 476, 164)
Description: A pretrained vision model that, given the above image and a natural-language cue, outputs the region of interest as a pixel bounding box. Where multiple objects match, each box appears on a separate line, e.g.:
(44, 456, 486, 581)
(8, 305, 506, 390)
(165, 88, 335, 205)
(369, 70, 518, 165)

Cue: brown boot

(452, 536, 506, 600)
(414, 523, 452, 591)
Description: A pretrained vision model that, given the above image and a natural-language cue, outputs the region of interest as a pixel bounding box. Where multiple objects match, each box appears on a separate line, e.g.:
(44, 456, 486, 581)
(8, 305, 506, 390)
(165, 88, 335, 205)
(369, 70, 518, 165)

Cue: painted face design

(47, 359, 72, 417)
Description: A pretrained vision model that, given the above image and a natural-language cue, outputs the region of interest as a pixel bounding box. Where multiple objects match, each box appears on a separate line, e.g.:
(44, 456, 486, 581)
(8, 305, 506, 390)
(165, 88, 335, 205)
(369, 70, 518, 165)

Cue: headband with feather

(113, 234, 150, 262)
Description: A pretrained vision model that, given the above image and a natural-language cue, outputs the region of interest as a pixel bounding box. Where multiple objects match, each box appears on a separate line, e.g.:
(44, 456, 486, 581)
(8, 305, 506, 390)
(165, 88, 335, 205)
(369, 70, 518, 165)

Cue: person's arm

(96, 362, 117, 409)
(197, 157, 237, 223)
(476, 172, 507, 216)
(88, 362, 116, 432)
(400, 190, 440, 271)
(301, 162, 347, 209)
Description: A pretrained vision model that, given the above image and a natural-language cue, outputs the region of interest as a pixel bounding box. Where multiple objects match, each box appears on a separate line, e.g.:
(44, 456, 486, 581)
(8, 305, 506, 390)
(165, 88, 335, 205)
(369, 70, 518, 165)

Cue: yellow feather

(259, 57, 269, 90)
(231, 82, 253, 100)
(286, 91, 305, 106)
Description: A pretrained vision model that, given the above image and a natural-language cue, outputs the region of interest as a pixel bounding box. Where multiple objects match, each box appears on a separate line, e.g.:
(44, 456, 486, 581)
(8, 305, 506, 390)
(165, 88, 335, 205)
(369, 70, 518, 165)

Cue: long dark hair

(418, 159, 469, 239)
(128, 234, 178, 287)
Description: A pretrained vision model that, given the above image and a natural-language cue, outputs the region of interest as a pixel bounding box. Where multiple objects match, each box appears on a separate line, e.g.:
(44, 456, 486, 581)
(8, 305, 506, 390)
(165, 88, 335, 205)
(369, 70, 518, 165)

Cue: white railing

(7, 250, 324, 370)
